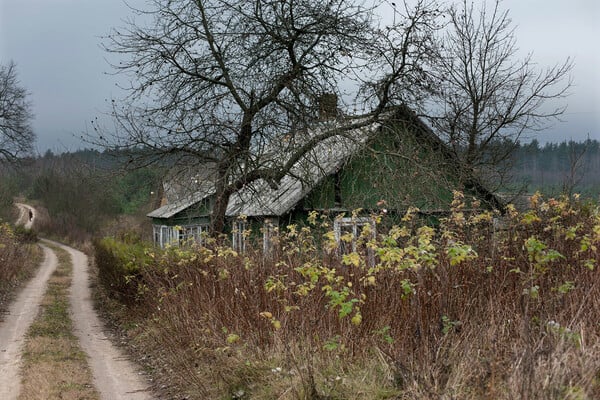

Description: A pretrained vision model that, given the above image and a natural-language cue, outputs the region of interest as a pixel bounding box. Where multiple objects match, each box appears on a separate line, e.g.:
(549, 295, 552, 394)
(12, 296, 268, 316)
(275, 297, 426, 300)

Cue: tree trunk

(210, 170, 233, 238)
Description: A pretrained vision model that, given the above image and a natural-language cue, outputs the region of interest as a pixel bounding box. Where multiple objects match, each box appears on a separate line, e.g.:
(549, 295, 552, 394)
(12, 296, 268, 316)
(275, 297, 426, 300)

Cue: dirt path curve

(2, 203, 153, 399)
(0, 245, 57, 399)
(14, 203, 35, 230)
(45, 239, 154, 400)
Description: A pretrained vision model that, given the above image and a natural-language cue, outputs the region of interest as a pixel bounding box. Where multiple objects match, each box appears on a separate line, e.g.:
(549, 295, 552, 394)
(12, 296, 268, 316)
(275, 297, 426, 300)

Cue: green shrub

(93, 237, 152, 303)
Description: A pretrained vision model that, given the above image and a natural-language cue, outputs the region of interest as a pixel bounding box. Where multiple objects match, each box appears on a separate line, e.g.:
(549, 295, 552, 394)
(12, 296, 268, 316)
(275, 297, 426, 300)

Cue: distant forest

(509, 139, 600, 197)
(2, 138, 599, 231)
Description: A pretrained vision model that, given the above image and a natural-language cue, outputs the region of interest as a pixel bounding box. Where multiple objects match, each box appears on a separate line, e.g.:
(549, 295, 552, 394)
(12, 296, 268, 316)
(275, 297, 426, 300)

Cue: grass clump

(95, 192, 600, 399)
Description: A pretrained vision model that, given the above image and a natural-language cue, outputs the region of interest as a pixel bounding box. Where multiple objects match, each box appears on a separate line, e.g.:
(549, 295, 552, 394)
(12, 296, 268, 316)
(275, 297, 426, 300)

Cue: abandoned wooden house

(148, 105, 503, 249)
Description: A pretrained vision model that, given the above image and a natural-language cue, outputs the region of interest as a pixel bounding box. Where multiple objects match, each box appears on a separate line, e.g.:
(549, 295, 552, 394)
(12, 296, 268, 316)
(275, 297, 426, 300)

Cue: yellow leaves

(521, 210, 541, 225)
(339, 231, 354, 245)
(342, 252, 361, 267)
(469, 211, 493, 224)
(402, 206, 420, 222)
(451, 211, 465, 226)
(259, 311, 281, 330)
(529, 191, 542, 208)
(243, 257, 255, 270)
(417, 226, 435, 246)
(217, 246, 238, 258)
(565, 224, 581, 240)
(323, 230, 337, 252)
(579, 235, 596, 253)
(446, 242, 478, 266)
(295, 283, 314, 296)
(377, 225, 438, 270)
(506, 203, 519, 219)
(286, 224, 297, 237)
(218, 267, 230, 280)
(351, 311, 362, 326)
(388, 226, 410, 242)
(307, 210, 318, 226)
(264, 275, 286, 293)
(226, 333, 240, 344)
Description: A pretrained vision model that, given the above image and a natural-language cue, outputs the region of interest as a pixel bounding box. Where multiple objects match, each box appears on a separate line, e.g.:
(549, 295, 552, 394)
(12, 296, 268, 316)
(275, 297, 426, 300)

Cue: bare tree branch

(91, 0, 440, 234)
(426, 0, 572, 177)
(0, 61, 35, 164)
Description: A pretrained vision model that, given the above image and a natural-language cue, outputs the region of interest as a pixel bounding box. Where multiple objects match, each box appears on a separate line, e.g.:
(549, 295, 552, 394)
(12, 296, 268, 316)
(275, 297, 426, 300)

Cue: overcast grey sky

(1, 0, 598, 154)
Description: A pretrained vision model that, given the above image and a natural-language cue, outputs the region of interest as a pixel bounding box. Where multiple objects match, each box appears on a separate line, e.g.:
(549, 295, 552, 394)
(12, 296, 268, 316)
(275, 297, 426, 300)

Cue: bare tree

(96, 0, 441, 234)
(562, 139, 589, 197)
(425, 0, 572, 188)
(0, 61, 35, 164)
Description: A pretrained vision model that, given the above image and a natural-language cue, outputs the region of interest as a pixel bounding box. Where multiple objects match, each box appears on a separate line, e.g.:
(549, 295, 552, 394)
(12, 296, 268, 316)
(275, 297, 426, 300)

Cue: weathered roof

(148, 106, 506, 220)
(148, 118, 381, 219)
(162, 164, 217, 204)
(147, 181, 213, 219)
(226, 123, 380, 216)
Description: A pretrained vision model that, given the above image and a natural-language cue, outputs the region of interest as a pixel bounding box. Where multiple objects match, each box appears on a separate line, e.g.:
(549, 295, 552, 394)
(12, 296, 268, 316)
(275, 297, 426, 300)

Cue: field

(95, 192, 600, 399)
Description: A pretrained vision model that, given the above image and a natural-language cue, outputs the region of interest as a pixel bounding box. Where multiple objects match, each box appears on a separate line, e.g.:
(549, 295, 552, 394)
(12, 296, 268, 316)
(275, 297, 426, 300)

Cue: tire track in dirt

(0, 245, 57, 399)
(48, 240, 153, 400)
(2, 202, 153, 399)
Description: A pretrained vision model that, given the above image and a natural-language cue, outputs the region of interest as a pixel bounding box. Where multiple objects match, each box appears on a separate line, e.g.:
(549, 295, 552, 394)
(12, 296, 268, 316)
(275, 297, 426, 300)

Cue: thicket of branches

(93, 0, 572, 233)
(0, 61, 35, 164)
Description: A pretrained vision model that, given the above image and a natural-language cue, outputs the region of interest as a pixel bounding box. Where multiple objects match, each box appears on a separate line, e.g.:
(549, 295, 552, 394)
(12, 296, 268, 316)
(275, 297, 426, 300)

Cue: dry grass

(0, 222, 42, 321)
(95, 193, 600, 399)
(18, 245, 100, 400)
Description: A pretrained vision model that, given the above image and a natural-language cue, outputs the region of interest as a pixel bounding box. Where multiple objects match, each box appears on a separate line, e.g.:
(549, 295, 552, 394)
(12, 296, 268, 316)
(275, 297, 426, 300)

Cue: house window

(178, 225, 208, 246)
(153, 224, 208, 248)
(333, 217, 376, 255)
(232, 220, 247, 253)
(153, 225, 176, 248)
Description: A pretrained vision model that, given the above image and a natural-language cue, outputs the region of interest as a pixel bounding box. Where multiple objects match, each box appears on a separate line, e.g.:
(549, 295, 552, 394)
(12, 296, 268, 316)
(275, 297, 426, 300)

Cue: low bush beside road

(94, 236, 151, 304)
(0, 221, 41, 318)
(94, 192, 600, 399)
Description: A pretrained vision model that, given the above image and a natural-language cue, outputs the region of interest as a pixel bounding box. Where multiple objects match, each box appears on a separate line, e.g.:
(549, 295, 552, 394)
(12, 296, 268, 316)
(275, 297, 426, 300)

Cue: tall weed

(96, 193, 600, 399)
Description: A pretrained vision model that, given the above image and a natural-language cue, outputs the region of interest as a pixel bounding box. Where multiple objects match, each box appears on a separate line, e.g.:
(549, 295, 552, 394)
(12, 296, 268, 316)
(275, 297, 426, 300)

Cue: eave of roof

(149, 117, 383, 219)
(148, 106, 504, 220)
(147, 188, 210, 219)
(225, 121, 382, 217)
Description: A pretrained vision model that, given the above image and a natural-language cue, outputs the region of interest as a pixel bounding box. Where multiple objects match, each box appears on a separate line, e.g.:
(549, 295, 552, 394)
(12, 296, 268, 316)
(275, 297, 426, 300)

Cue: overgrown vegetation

(95, 192, 600, 399)
(0, 150, 162, 244)
(0, 221, 41, 318)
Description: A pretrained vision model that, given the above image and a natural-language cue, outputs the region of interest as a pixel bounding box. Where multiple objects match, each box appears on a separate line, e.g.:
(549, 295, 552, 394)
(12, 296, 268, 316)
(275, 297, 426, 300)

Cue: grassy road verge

(0, 223, 42, 320)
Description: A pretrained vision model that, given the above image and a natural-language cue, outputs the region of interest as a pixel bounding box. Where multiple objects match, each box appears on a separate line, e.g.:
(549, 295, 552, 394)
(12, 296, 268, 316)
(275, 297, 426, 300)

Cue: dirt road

(0, 245, 57, 399)
(54, 240, 153, 400)
(0, 205, 153, 399)
(14, 203, 35, 230)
